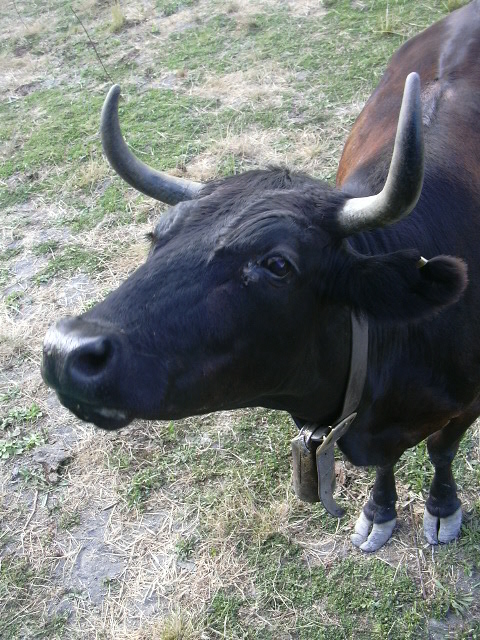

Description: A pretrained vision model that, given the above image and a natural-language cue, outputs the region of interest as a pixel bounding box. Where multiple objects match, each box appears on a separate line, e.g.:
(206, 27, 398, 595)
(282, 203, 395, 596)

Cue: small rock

(176, 559, 196, 572)
(33, 444, 72, 475)
(47, 596, 75, 622)
(10, 466, 21, 482)
(48, 472, 60, 484)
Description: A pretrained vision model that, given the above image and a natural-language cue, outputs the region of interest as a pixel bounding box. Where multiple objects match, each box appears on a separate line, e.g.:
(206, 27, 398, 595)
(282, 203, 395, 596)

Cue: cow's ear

(328, 248, 468, 323)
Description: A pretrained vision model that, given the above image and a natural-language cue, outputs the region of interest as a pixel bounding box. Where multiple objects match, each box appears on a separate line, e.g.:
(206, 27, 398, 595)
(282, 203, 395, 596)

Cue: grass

(1, 402, 43, 429)
(32, 240, 59, 256)
(0, 556, 68, 640)
(58, 508, 81, 531)
(448, 0, 470, 10)
(107, 409, 480, 637)
(110, 3, 126, 33)
(157, 0, 198, 16)
(1, 0, 479, 638)
(34, 245, 103, 283)
(4, 290, 24, 313)
(124, 467, 165, 507)
(0, 432, 45, 459)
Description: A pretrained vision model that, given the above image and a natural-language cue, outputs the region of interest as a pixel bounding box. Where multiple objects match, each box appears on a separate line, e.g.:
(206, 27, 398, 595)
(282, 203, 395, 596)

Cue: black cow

(42, 1, 480, 551)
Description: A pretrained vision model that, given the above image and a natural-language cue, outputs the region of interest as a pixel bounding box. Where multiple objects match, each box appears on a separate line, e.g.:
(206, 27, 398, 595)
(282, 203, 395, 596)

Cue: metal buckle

(301, 424, 330, 451)
(316, 413, 357, 454)
(301, 413, 356, 454)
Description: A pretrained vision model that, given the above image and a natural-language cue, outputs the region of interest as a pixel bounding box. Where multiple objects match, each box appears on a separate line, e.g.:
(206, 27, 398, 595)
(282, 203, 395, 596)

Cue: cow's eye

(264, 256, 292, 278)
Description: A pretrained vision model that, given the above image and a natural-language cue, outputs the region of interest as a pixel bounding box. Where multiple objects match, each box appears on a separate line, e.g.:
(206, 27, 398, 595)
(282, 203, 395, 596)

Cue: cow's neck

(292, 311, 368, 429)
(255, 305, 356, 424)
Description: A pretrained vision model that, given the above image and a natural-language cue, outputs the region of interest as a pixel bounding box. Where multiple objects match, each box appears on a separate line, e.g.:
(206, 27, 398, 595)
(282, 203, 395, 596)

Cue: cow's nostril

(69, 337, 113, 380)
(42, 317, 124, 405)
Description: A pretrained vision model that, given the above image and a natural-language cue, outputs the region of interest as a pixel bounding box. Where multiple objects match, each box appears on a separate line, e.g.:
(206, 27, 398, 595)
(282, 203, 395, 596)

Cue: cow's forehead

(152, 199, 311, 267)
(156, 181, 329, 232)
(148, 172, 346, 264)
(214, 208, 309, 255)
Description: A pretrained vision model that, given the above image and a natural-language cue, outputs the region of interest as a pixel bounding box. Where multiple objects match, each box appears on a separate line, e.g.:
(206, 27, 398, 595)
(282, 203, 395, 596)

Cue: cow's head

(42, 74, 467, 430)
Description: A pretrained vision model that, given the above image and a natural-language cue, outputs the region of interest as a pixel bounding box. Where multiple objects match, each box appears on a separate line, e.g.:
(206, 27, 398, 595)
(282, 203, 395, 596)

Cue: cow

(42, 1, 480, 552)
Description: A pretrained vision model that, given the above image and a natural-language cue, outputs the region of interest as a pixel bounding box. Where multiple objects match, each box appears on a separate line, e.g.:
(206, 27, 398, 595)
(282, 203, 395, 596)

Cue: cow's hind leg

(351, 464, 397, 552)
(424, 415, 474, 545)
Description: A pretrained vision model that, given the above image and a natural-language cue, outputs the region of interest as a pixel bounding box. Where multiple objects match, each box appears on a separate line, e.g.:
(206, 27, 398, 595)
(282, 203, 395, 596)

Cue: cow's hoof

(423, 506, 462, 545)
(350, 511, 396, 552)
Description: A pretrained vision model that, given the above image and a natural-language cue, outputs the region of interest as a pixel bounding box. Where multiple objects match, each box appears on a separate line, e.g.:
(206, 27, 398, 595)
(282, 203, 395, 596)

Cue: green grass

(202, 533, 426, 638)
(117, 410, 293, 510)
(0, 557, 68, 640)
(0, 387, 21, 404)
(110, 3, 126, 33)
(124, 467, 166, 507)
(0, 0, 452, 209)
(4, 290, 23, 312)
(0, 432, 45, 459)
(199, 513, 480, 639)
(0, 247, 22, 262)
(1, 402, 43, 429)
(157, 0, 198, 16)
(1, 89, 103, 175)
(114, 409, 480, 636)
(165, 14, 238, 73)
(58, 509, 81, 531)
(0, 558, 36, 640)
(32, 240, 59, 256)
(34, 245, 102, 283)
(175, 535, 196, 560)
(448, 0, 470, 10)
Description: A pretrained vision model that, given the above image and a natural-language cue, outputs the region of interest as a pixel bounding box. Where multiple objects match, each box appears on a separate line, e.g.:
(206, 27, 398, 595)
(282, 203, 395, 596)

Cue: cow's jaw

(57, 393, 133, 430)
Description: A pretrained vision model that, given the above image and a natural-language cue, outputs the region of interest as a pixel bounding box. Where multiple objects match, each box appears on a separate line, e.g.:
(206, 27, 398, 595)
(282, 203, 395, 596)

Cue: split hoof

(350, 511, 396, 552)
(423, 506, 462, 545)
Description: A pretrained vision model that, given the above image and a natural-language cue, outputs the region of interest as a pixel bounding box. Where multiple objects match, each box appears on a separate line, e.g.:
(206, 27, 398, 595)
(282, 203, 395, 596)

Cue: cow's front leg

(423, 416, 472, 545)
(351, 464, 397, 552)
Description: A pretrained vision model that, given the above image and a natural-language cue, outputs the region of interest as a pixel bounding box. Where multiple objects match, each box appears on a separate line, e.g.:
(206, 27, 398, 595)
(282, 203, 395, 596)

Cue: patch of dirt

(286, 0, 327, 18)
(351, 0, 368, 10)
(56, 510, 128, 605)
(14, 80, 44, 96)
(13, 44, 30, 57)
(428, 615, 467, 639)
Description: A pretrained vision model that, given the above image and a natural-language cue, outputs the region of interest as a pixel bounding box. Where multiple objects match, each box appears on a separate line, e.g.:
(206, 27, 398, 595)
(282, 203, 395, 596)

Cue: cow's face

(42, 77, 468, 430)
(41, 169, 467, 430)
(42, 174, 355, 429)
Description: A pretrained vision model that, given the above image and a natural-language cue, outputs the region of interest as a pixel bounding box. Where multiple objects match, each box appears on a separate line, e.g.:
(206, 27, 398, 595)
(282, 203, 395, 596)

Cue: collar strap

(294, 311, 369, 439)
(291, 312, 368, 517)
(338, 312, 369, 422)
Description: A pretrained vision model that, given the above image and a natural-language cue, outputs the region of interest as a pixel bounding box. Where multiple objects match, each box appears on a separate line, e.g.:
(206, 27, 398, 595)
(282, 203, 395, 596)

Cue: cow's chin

(57, 393, 133, 430)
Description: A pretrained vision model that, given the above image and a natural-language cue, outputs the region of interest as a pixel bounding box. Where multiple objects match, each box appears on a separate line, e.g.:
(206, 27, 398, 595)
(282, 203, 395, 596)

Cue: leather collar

(293, 311, 369, 436)
(291, 311, 368, 516)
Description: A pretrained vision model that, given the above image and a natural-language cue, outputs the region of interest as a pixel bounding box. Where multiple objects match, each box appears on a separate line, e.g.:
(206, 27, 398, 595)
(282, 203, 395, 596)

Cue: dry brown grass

(111, 2, 126, 32)
(186, 128, 286, 180)
(69, 159, 111, 192)
(0, 52, 46, 95)
(190, 64, 293, 110)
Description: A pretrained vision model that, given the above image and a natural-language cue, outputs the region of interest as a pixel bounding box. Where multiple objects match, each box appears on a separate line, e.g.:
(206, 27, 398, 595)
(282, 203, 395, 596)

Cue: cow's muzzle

(42, 317, 133, 429)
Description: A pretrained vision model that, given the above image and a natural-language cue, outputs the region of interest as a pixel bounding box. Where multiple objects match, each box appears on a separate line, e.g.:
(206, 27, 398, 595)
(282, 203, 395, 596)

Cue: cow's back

(336, 1, 480, 407)
(337, 0, 480, 196)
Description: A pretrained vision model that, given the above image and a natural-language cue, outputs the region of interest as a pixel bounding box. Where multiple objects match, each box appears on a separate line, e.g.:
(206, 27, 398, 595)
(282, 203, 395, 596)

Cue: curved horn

(338, 72, 424, 234)
(100, 85, 203, 206)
